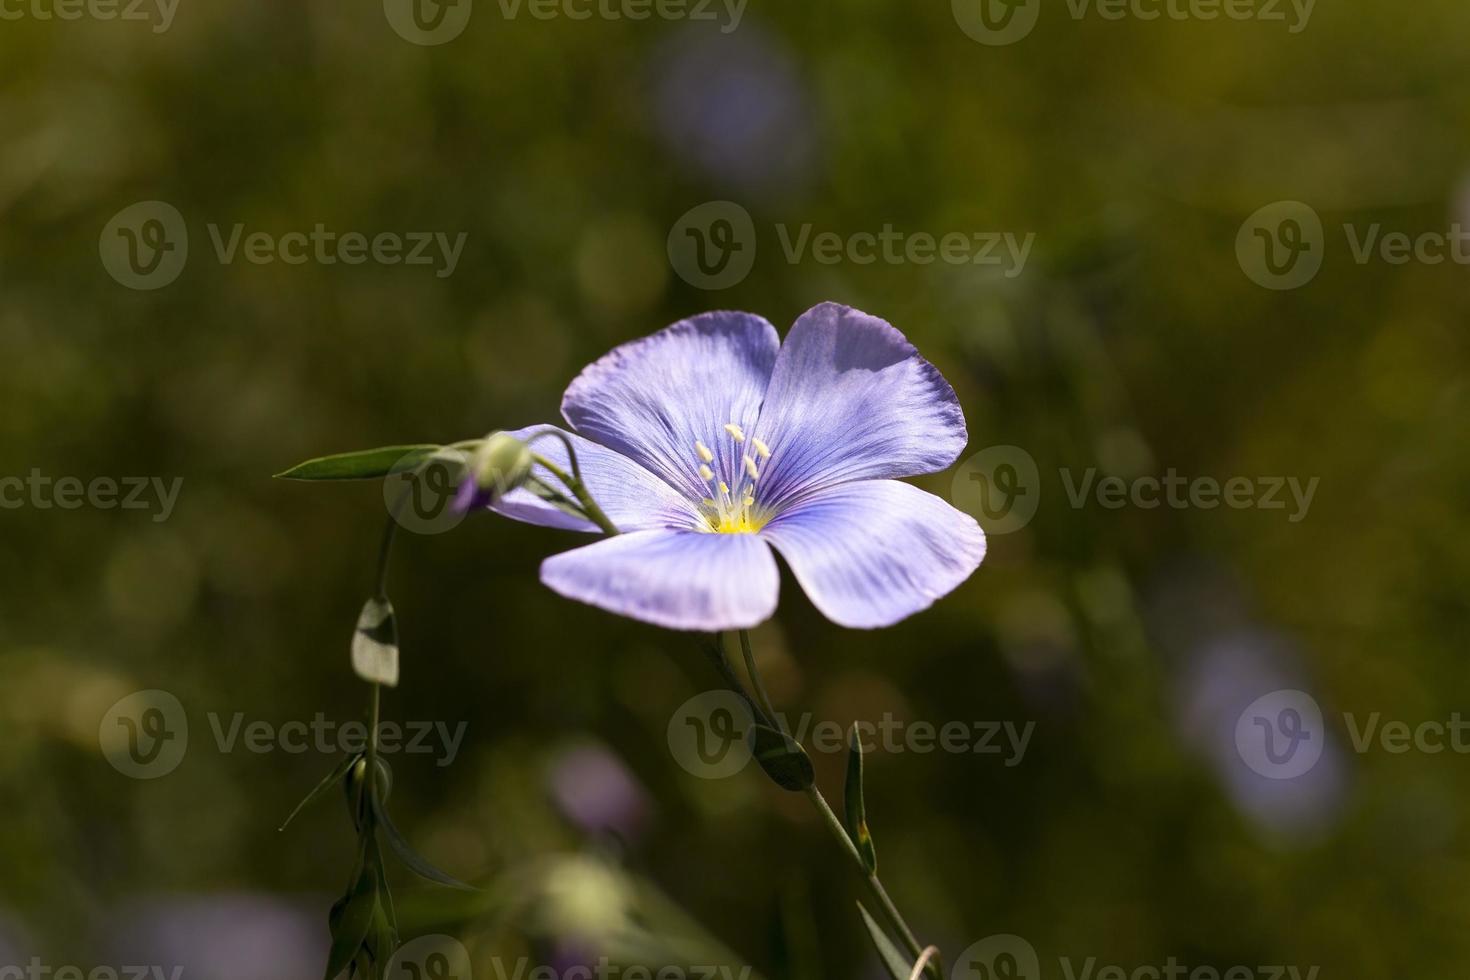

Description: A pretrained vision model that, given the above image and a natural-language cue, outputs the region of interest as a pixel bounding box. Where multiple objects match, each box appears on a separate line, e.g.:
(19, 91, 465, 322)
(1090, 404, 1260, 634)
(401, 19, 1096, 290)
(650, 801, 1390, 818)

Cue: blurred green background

(2, 1, 1469, 978)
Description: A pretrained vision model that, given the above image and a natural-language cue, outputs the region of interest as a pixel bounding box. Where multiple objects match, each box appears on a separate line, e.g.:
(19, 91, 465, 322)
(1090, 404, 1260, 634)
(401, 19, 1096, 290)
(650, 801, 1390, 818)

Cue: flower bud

(344, 755, 393, 813)
(456, 432, 533, 511)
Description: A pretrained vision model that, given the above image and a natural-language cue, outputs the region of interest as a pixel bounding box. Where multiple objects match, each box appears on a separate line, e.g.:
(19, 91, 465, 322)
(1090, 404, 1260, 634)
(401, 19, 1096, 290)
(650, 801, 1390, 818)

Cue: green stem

(531, 452, 619, 536)
(738, 629, 781, 729)
(734, 629, 941, 980)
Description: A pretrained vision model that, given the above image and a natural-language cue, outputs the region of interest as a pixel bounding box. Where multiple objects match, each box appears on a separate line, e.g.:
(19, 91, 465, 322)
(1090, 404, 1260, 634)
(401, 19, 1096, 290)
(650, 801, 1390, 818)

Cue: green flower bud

(344, 755, 393, 813)
(469, 432, 533, 502)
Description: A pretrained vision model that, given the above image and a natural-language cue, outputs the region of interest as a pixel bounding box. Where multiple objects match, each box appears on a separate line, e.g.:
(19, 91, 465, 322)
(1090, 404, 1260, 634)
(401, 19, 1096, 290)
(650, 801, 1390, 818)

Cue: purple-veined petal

(489, 425, 704, 533)
(541, 529, 779, 631)
(760, 479, 985, 629)
(561, 311, 781, 504)
(752, 303, 967, 505)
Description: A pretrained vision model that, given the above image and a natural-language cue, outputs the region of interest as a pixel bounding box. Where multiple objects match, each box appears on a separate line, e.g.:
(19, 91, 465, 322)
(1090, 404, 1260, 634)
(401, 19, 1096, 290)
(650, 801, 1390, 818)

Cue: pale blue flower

(486, 302, 986, 631)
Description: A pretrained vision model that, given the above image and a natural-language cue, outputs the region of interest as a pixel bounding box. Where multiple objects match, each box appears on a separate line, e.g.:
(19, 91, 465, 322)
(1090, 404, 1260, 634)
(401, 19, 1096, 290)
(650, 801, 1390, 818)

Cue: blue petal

(561, 311, 781, 504)
(752, 303, 968, 505)
(490, 425, 705, 533)
(541, 529, 779, 631)
(760, 480, 985, 629)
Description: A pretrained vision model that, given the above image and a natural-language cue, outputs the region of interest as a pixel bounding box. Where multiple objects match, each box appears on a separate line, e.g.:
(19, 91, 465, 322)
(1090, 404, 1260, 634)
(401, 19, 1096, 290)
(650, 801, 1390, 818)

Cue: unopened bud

(457, 432, 533, 510)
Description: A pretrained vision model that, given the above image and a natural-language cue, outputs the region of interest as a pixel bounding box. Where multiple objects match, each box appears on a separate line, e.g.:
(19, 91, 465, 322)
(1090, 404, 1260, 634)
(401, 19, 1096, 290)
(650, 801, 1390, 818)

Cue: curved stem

(526, 428, 583, 483)
(376, 493, 405, 601)
(531, 452, 619, 536)
(734, 629, 941, 980)
(738, 630, 781, 730)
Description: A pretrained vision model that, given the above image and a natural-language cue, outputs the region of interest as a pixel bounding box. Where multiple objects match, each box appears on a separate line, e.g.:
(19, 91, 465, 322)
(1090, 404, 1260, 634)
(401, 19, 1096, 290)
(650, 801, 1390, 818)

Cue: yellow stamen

(723, 423, 745, 442)
(752, 437, 771, 459)
(695, 441, 714, 463)
(698, 464, 714, 481)
(743, 455, 760, 480)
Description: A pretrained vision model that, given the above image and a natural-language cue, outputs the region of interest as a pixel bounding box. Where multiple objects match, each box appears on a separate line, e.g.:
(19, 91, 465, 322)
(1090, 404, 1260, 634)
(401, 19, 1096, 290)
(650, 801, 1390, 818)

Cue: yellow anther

(695, 441, 714, 464)
(723, 423, 745, 442)
(743, 456, 760, 480)
(752, 437, 771, 459)
(719, 481, 729, 495)
(698, 464, 714, 481)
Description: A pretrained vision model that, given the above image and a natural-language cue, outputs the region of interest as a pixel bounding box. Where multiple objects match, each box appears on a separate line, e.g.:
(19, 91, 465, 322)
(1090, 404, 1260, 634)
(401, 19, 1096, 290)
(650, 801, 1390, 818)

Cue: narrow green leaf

(371, 789, 477, 891)
(747, 724, 814, 792)
(323, 840, 379, 980)
(278, 752, 361, 832)
(275, 445, 441, 481)
(857, 902, 912, 980)
(843, 724, 877, 874)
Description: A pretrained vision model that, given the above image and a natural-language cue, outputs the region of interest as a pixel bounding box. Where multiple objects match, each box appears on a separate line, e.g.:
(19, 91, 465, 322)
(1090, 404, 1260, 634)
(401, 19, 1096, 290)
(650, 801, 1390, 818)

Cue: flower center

(694, 422, 772, 534)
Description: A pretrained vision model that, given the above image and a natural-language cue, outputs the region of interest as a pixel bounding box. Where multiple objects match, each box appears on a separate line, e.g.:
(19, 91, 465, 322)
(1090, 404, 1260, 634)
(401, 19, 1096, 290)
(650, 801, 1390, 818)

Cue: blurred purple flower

(650, 26, 817, 194)
(98, 893, 319, 980)
(1174, 630, 1348, 840)
(480, 303, 986, 631)
(547, 742, 650, 841)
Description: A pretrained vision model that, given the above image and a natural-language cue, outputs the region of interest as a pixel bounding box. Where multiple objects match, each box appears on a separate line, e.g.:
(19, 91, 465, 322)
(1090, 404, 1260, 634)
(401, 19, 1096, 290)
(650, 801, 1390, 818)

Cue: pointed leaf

(857, 902, 912, 980)
(371, 789, 477, 890)
(276, 445, 441, 481)
(279, 753, 361, 832)
(843, 724, 877, 874)
(747, 724, 814, 792)
(323, 841, 379, 980)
